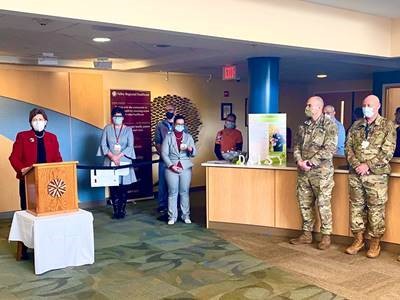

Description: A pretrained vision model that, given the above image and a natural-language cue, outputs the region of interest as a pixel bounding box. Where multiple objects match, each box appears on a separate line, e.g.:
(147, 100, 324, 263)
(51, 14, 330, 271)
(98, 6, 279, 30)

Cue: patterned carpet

(0, 199, 340, 299)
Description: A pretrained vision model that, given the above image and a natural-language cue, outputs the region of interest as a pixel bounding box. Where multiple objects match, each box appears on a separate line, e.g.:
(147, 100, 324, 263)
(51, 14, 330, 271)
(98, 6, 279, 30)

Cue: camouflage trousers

(296, 168, 334, 235)
(349, 173, 389, 237)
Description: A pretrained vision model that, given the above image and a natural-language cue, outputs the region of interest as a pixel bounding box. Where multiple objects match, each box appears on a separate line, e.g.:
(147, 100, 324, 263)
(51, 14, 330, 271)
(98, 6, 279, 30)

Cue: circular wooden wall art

(47, 178, 67, 198)
(151, 94, 202, 143)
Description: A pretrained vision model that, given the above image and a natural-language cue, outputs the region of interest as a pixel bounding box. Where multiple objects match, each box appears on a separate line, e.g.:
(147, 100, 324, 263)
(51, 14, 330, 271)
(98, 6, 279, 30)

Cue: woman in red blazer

(9, 108, 62, 210)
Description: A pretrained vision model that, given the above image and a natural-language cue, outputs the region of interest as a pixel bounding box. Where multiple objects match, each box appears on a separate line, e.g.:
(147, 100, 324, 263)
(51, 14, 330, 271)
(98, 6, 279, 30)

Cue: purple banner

(110, 89, 152, 199)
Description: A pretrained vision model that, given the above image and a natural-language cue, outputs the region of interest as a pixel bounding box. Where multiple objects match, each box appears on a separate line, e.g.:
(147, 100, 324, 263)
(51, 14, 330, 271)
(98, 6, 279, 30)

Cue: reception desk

(203, 158, 400, 244)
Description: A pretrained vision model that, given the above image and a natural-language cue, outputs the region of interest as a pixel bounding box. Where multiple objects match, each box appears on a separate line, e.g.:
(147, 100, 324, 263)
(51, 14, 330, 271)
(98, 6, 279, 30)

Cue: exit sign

(222, 65, 237, 80)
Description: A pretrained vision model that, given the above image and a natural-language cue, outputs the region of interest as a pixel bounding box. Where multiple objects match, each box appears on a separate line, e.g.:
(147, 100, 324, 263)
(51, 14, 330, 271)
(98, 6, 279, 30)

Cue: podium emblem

(47, 178, 67, 198)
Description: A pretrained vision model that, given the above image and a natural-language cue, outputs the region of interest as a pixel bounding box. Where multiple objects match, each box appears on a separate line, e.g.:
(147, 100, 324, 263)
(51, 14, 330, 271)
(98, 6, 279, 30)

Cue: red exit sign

(222, 65, 237, 80)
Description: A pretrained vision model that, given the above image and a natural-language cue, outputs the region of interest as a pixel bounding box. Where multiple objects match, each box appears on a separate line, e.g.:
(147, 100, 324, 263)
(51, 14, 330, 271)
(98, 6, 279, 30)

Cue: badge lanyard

(113, 125, 123, 145)
(364, 124, 370, 140)
(362, 124, 370, 149)
(166, 122, 173, 133)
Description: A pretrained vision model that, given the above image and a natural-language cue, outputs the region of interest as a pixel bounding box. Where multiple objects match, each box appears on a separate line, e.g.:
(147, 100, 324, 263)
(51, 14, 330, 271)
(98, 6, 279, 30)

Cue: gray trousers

(165, 167, 192, 221)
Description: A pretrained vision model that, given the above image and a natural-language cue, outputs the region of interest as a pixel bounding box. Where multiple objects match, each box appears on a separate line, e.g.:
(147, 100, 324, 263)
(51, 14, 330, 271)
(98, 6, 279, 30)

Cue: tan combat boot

(318, 235, 331, 250)
(345, 231, 364, 255)
(289, 231, 312, 245)
(366, 237, 381, 258)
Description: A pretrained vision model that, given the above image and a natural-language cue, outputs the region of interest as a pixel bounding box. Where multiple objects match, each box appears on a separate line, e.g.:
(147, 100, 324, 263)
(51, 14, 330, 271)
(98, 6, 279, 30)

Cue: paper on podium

(111, 161, 130, 176)
(90, 169, 119, 187)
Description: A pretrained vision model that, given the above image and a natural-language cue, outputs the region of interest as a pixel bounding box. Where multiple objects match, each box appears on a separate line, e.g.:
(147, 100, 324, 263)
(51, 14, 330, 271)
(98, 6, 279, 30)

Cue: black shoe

(157, 213, 169, 222)
(112, 201, 119, 219)
(118, 210, 126, 219)
(157, 206, 167, 214)
(118, 196, 127, 219)
(21, 245, 29, 260)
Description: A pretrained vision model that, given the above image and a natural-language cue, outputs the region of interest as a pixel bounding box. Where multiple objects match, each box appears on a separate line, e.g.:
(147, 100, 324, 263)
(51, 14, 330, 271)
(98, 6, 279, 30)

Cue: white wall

(2, 0, 394, 56)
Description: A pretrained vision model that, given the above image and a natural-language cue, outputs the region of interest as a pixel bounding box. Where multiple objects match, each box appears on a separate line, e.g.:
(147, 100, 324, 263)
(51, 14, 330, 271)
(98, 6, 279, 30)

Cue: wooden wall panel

(274, 170, 302, 230)
(382, 176, 400, 243)
(331, 173, 351, 236)
(0, 69, 70, 114)
(390, 161, 400, 173)
(208, 167, 275, 227)
(69, 72, 103, 128)
(0, 135, 20, 212)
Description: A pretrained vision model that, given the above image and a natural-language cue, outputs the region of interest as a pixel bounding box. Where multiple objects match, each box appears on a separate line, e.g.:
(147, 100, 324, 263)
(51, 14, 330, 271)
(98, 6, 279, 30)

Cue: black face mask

(166, 112, 174, 120)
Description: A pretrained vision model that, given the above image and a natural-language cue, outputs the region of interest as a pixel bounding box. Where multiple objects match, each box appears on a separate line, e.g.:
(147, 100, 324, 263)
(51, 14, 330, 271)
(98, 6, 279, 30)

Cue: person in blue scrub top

(154, 104, 176, 214)
(324, 105, 346, 155)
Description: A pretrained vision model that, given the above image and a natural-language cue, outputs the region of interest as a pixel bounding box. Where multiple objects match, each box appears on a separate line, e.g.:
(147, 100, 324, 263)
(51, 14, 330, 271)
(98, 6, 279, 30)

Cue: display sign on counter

(248, 113, 287, 166)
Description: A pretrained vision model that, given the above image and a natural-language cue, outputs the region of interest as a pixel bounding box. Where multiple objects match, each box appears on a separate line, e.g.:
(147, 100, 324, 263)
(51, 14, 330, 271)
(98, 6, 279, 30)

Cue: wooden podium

(24, 161, 79, 216)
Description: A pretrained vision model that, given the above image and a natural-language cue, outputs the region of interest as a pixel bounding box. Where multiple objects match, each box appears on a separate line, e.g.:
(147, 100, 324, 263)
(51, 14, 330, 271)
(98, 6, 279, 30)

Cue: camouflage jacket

(345, 115, 396, 175)
(293, 114, 338, 168)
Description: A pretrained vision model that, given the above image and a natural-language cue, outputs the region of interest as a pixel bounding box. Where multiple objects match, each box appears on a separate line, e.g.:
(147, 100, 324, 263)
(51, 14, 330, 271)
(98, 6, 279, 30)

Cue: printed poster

(248, 114, 287, 166)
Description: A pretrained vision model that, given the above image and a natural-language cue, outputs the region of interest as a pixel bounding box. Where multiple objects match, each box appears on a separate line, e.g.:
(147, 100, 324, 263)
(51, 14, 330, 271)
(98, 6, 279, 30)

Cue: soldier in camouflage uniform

(290, 96, 338, 250)
(345, 95, 396, 258)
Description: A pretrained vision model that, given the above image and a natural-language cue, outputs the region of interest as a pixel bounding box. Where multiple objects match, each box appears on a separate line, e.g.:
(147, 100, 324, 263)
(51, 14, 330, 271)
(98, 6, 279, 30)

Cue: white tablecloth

(8, 209, 95, 275)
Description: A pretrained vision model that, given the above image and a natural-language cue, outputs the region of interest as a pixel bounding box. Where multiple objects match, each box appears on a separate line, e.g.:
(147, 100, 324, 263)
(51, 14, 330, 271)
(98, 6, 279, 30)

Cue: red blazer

(9, 130, 63, 179)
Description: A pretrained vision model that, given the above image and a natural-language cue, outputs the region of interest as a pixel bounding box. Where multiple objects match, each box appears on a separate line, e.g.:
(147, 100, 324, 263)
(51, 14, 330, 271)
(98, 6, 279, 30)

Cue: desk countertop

(201, 161, 400, 177)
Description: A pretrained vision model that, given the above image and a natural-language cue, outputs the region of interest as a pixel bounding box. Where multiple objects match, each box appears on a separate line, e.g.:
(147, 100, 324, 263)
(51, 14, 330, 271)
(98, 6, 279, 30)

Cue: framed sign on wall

(221, 102, 232, 120)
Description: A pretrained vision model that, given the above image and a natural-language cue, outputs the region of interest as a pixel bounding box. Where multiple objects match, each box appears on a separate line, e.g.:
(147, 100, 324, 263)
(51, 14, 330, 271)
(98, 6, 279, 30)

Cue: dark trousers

(18, 179, 28, 257)
(19, 179, 26, 210)
(109, 185, 129, 218)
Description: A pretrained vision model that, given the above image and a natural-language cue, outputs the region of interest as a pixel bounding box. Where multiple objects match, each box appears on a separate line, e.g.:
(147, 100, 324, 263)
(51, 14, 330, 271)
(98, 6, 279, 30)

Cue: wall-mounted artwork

(221, 102, 232, 120)
(151, 94, 202, 143)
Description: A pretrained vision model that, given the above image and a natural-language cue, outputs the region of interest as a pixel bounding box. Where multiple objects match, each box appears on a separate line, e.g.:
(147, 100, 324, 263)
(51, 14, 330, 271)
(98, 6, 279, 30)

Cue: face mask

(113, 116, 124, 125)
(225, 121, 235, 129)
(166, 112, 174, 120)
(305, 107, 313, 118)
(175, 125, 184, 132)
(324, 113, 331, 119)
(362, 107, 374, 118)
(31, 120, 47, 132)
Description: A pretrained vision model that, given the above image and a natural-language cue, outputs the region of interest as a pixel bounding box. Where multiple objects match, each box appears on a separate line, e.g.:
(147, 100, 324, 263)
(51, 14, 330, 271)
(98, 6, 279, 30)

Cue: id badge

(113, 143, 122, 153)
(361, 140, 369, 149)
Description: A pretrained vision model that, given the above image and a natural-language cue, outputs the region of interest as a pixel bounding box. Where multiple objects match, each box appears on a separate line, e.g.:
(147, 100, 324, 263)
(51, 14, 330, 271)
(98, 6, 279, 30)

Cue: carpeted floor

(218, 230, 400, 300)
(0, 194, 339, 299)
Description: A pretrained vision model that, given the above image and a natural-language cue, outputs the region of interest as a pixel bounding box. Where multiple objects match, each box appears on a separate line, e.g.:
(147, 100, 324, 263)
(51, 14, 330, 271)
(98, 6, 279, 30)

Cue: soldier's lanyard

(364, 124, 370, 140)
(361, 124, 371, 149)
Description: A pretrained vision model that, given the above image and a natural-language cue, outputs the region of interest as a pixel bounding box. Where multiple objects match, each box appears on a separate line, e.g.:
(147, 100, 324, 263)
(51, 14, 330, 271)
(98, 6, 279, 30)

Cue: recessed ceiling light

(154, 44, 171, 48)
(92, 37, 111, 43)
(316, 74, 328, 79)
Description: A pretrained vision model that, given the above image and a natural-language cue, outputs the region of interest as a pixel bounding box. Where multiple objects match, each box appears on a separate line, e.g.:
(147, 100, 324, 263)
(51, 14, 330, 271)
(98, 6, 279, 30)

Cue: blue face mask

(113, 116, 124, 125)
(362, 107, 374, 118)
(225, 121, 235, 129)
(175, 125, 185, 132)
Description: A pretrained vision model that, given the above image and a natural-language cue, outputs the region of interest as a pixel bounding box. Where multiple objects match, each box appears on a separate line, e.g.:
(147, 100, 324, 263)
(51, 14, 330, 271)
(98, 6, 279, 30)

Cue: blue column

(247, 57, 279, 114)
(248, 57, 280, 113)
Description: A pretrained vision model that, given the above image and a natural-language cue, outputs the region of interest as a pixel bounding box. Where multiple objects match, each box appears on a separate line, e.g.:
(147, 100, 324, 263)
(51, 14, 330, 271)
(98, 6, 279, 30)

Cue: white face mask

(362, 107, 374, 118)
(31, 120, 47, 132)
(175, 125, 185, 132)
(113, 116, 124, 125)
